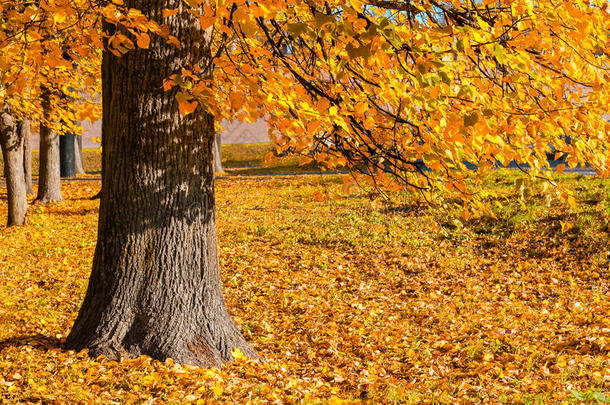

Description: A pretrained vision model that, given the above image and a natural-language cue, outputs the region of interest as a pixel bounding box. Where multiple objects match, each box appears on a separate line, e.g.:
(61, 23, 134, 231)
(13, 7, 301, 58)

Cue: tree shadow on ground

(461, 208, 609, 263)
(47, 207, 99, 217)
(225, 164, 331, 176)
(0, 334, 63, 351)
(378, 202, 429, 218)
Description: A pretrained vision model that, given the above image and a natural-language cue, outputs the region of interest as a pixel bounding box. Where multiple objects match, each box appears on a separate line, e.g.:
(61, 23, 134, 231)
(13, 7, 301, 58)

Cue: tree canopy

(1, 0, 609, 204)
(0, 0, 101, 134)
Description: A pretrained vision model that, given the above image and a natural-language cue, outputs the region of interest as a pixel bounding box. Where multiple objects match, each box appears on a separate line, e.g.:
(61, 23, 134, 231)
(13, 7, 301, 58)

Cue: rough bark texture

(36, 88, 63, 203)
(66, 0, 256, 366)
(74, 135, 85, 174)
(20, 120, 34, 194)
(0, 104, 27, 226)
(213, 133, 224, 173)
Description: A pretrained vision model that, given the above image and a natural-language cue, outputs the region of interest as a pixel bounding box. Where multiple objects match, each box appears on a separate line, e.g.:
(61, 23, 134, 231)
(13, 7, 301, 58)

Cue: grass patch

(1, 142, 325, 177)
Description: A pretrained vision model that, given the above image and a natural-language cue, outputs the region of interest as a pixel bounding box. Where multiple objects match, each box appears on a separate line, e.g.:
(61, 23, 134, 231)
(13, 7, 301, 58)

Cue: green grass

(221, 142, 273, 167)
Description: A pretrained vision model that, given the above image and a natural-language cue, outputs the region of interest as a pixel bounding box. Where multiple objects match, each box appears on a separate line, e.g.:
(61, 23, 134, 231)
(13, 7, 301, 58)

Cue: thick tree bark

(74, 135, 85, 174)
(20, 120, 34, 194)
(0, 104, 27, 226)
(36, 88, 63, 203)
(213, 133, 224, 173)
(66, 0, 256, 366)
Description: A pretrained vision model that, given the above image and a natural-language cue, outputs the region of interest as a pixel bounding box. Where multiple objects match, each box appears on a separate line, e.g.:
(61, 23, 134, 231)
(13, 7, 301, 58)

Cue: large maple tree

(0, 0, 608, 365)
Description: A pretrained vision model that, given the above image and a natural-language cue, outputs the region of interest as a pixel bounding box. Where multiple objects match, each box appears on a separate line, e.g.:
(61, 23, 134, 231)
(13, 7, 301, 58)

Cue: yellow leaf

(136, 33, 151, 49)
(162, 8, 179, 18)
(178, 99, 198, 116)
(231, 347, 246, 360)
(556, 163, 566, 174)
(211, 384, 223, 396)
(313, 190, 327, 202)
(229, 91, 245, 111)
(560, 220, 573, 233)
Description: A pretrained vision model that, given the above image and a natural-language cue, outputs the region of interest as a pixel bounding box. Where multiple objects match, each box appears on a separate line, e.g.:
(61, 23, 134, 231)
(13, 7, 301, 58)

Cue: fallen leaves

(0, 173, 608, 403)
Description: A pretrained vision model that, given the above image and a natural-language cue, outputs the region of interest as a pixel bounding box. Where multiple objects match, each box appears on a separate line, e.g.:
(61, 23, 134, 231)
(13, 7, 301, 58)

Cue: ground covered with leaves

(0, 168, 609, 403)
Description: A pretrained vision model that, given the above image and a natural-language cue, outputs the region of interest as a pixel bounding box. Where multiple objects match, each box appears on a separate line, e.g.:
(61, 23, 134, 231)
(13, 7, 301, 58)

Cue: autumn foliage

(2, 0, 609, 197)
(0, 0, 101, 134)
(165, 0, 610, 200)
(1, 0, 610, 401)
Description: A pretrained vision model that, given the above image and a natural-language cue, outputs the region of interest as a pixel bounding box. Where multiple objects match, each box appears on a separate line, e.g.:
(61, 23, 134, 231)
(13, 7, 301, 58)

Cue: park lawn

(0, 143, 322, 177)
(0, 171, 608, 403)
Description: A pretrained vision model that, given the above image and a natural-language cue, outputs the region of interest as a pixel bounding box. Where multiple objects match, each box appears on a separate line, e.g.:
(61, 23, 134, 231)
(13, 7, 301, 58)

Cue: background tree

(213, 133, 225, 173)
(36, 87, 64, 203)
(0, 0, 101, 207)
(0, 104, 27, 226)
(59, 131, 76, 178)
(20, 120, 34, 195)
(74, 135, 85, 175)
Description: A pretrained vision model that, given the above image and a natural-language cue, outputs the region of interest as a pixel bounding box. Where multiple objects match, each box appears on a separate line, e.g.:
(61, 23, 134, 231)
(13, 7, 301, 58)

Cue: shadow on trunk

(65, 1, 257, 367)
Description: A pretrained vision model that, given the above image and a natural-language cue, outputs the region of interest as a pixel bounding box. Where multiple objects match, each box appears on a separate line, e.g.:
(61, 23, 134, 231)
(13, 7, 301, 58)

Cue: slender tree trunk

(74, 135, 85, 174)
(59, 132, 76, 177)
(20, 120, 34, 194)
(36, 88, 63, 203)
(66, 0, 255, 366)
(213, 133, 225, 173)
(0, 104, 27, 226)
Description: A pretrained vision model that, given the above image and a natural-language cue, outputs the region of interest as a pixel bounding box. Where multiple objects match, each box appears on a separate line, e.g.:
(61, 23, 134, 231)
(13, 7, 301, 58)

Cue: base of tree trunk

(66, 306, 257, 366)
(65, 206, 258, 367)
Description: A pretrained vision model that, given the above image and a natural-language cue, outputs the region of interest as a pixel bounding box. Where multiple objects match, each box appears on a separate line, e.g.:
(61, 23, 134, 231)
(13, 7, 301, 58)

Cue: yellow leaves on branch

(184, 0, 608, 201)
(1, 0, 609, 199)
(0, 0, 102, 128)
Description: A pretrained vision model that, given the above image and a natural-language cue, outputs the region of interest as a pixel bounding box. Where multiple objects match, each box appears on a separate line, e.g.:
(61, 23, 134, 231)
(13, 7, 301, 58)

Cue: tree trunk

(0, 104, 27, 226)
(90, 121, 104, 200)
(66, 0, 256, 366)
(60, 132, 76, 178)
(90, 134, 102, 199)
(20, 120, 34, 194)
(74, 135, 85, 174)
(213, 133, 224, 173)
(36, 88, 63, 203)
